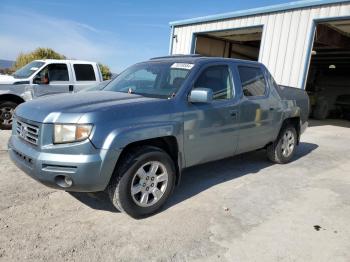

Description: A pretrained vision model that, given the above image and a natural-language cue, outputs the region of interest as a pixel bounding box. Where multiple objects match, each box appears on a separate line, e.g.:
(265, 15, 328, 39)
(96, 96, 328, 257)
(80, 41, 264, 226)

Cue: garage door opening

(193, 26, 263, 61)
(306, 20, 350, 121)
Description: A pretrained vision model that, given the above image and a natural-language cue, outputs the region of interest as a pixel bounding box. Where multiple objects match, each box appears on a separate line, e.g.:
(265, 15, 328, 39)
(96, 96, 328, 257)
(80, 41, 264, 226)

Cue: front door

(32, 63, 71, 97)
(183, 64, 240, 167)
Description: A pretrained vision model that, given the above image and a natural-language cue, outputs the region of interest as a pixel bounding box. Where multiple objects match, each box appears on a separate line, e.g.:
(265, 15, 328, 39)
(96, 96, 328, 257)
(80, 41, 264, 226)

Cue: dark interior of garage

(306, 20, 350, 120)
(194, 27, 262, 61)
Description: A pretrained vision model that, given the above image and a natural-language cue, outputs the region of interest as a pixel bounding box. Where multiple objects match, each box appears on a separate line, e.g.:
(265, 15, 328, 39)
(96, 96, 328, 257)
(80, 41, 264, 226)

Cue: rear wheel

(0, 101, 17, 130)
(108, 146, 176, 218)
(267, 125, 297, 164)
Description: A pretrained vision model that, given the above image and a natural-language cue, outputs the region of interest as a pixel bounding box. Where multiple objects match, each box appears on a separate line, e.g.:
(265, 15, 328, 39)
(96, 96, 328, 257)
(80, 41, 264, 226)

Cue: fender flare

(101, 122, 182, 150)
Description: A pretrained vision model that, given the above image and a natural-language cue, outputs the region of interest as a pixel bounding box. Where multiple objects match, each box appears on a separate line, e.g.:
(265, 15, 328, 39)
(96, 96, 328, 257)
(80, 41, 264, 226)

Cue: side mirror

(188, 88, 213, 103)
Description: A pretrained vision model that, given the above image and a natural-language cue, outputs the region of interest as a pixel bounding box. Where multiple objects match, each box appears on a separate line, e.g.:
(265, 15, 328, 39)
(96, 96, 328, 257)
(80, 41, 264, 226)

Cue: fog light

(64, 176, 73, 187)
(55, 175, 73, 188)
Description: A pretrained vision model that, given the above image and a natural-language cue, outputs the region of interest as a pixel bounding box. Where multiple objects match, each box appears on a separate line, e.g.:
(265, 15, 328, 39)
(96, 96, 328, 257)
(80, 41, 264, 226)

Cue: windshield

(103, 62, 193, 98)
(80, 80, 111, 92)
(13, 61, 45, 79)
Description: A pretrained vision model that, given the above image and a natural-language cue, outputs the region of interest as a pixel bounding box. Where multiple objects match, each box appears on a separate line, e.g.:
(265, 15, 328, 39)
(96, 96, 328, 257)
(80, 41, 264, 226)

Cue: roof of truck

(35, 59, 98, 64)
(149, 54, 262, 66)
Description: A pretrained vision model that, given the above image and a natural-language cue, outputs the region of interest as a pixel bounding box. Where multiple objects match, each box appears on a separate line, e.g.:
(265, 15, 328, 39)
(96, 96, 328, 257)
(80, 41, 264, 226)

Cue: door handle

(229, 110, 238, 119)
(69, 85, 74, 92)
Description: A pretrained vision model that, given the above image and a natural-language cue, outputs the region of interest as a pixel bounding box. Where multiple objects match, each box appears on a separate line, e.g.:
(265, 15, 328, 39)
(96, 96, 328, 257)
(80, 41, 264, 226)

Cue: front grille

(16, 120, 40, 145)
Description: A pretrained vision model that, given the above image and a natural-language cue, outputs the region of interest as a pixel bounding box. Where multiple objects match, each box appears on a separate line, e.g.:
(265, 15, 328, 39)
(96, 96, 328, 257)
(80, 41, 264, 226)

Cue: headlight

(54, 124, 93, 144)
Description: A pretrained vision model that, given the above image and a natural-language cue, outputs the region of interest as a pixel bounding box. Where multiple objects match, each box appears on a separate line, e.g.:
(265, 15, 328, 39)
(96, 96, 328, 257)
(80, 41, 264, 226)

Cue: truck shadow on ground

(165, 142, 318, 211)
(308, 118, 350, 128)
(69, 191, 117, 212)
(69, 142, 318, 214)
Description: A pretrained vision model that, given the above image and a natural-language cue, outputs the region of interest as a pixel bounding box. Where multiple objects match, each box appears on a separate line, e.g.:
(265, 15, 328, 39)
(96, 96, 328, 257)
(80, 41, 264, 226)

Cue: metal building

(169, 0, 350, 94)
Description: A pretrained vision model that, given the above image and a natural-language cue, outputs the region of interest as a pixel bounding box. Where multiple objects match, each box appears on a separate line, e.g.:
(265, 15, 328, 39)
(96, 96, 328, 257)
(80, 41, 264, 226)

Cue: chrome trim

(16, 120, 40, 146)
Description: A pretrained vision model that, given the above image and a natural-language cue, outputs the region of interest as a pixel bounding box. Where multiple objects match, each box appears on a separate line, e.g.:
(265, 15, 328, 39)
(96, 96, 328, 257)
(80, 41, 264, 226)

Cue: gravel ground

(0, 120, 350, 262)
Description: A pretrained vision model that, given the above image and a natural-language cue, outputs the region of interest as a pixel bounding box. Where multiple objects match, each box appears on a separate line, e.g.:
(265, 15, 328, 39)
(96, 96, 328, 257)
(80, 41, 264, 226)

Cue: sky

(0, 0, 295, 72)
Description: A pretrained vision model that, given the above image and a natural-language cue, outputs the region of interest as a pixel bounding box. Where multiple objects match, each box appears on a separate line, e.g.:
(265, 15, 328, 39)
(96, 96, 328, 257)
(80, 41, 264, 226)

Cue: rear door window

(73, 64, 96, 81)
(238, 66, 267, 97)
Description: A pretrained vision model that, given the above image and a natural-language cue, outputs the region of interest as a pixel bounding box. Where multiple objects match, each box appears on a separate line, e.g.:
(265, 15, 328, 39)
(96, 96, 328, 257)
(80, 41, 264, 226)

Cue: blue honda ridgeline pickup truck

(8, 56, 309, 218)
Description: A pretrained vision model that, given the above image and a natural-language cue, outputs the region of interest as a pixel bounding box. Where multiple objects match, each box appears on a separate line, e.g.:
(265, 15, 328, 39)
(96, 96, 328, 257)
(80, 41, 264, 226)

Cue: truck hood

(15, 91, 158, 123)
(0, 75, 16, 84)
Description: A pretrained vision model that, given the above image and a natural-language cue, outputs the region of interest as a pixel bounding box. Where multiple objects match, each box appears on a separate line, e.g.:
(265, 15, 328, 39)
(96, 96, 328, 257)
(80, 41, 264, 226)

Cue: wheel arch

(281, 117, 301, 144)
(0, 94, 25, 105)
(114, 136, 182, 186)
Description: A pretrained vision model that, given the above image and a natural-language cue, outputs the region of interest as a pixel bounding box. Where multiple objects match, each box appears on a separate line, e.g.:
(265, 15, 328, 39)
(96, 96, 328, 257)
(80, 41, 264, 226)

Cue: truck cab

(0, 59, 103, 129)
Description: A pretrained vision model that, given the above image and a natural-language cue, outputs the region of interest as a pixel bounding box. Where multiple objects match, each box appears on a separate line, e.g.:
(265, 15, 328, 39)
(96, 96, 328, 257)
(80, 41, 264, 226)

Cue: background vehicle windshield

(13, 61, 45, 79)
(103, 62, 193, 98)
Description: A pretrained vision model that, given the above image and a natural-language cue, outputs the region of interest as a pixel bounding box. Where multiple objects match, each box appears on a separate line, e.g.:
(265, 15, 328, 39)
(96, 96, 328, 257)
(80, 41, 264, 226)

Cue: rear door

(235, 64, 274, 154)
(183, 63, 240, 167)
(72, 63, 100, 91)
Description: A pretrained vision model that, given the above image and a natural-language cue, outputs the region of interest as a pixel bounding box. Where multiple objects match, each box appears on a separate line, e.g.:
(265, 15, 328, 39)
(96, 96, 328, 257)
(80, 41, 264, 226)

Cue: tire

(108, 146, 176, 218)
(0, 101, 18, 130)
(313, 100, 329, 120)
(267, 125, 297, 164)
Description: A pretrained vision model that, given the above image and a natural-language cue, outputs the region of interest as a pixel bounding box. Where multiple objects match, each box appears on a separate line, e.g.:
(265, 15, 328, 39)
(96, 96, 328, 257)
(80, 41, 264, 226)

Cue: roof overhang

(169, 0, 350, 27)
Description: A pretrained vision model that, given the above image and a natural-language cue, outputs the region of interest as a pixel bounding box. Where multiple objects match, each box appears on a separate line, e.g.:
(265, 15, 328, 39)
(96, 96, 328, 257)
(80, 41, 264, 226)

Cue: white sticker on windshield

(171, 63, 194, 70)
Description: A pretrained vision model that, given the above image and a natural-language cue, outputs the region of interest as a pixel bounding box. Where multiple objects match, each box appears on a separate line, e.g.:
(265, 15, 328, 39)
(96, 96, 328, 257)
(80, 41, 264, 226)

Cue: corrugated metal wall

(171, 2, 350, 89)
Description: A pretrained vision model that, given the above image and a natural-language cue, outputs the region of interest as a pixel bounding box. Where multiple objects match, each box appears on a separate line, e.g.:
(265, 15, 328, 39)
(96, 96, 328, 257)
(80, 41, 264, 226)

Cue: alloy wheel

(130, 161, 169, 207)
(0, 106, 14, 127)
(281, 130, 295, 157)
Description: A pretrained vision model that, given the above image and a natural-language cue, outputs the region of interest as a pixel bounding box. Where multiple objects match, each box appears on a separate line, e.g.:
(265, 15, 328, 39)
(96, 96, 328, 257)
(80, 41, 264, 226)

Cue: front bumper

(8, 135, 120, 192)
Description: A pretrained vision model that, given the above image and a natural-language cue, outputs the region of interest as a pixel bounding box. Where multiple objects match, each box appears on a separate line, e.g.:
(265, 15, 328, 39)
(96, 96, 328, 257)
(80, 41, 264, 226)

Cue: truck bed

(277, 85, 310, 124)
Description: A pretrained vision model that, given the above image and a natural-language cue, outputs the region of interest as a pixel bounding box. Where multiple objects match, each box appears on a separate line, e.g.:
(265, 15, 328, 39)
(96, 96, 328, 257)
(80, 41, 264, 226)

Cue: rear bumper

(8, 135, 119, 192)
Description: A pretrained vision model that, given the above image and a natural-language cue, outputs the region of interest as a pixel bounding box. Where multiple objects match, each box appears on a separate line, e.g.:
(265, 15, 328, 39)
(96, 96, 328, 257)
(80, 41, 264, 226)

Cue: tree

(12, 48, 66, 70)
(0, 68, 14, 75)
(98, 63, 112, 80)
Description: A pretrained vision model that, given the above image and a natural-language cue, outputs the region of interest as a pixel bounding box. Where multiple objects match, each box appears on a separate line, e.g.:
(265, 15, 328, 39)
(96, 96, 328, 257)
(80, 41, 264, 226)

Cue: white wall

(171, 2, 350, 89)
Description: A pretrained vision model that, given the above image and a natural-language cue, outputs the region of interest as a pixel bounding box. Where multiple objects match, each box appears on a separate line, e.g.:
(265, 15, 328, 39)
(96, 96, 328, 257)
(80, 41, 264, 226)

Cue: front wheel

(267, 125, 297, 164)
(108, 146, 176, 218)
(0, 101, 18, 130)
